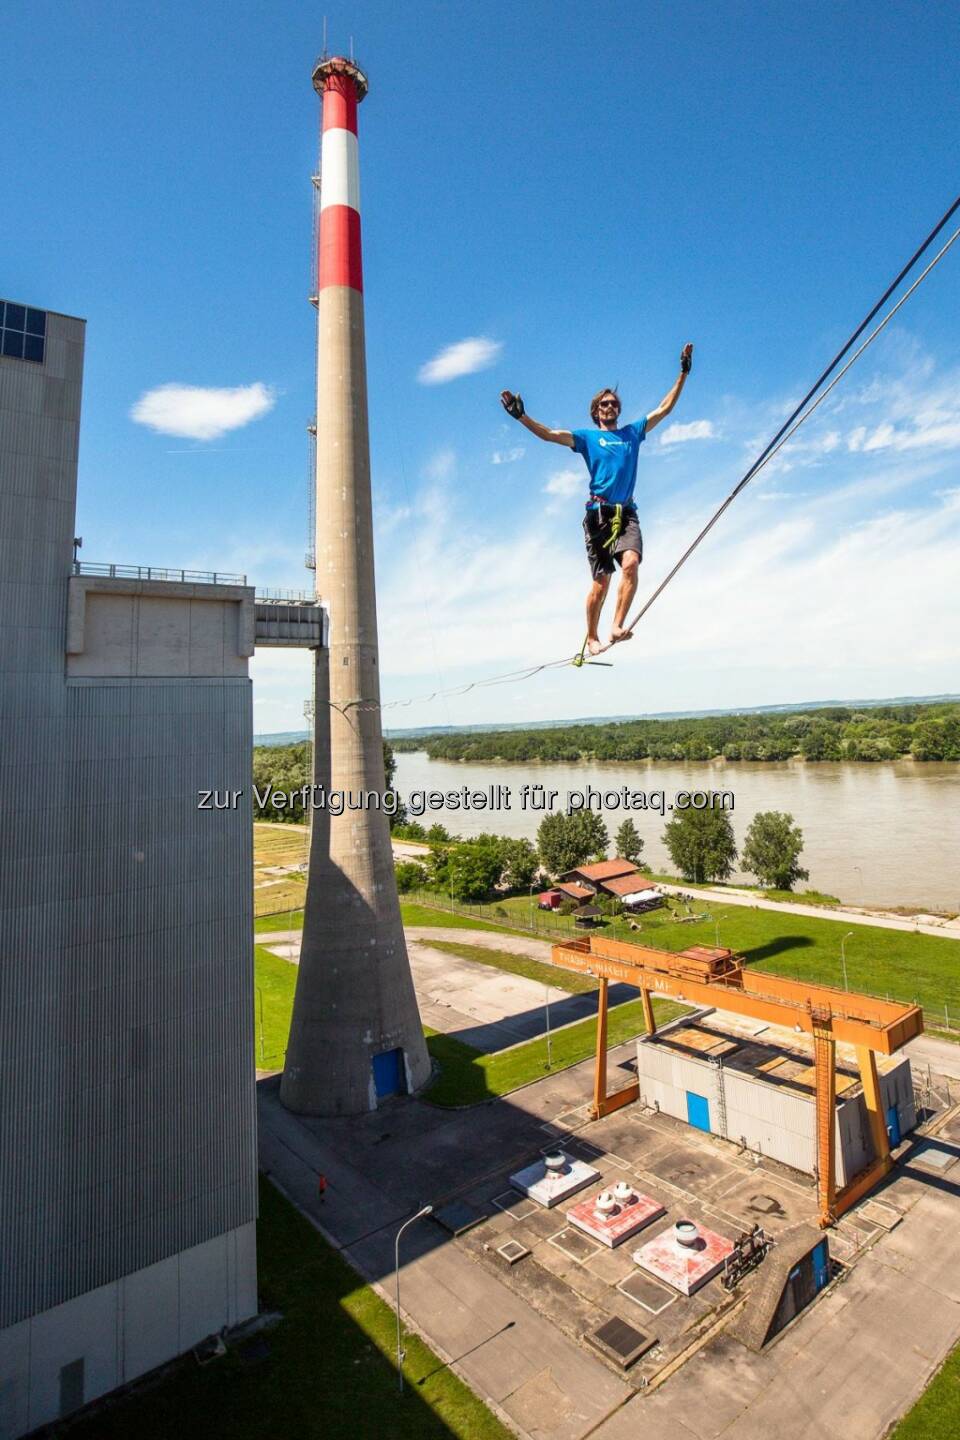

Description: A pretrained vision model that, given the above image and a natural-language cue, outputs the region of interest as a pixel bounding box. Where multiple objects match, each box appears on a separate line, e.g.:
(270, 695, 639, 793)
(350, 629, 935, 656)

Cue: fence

(73, 561, 246, 585)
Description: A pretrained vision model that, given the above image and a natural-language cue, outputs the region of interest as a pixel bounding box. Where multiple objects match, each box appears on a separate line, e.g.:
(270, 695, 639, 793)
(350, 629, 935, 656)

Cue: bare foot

(587, 637, 604, 656)
(609, 625, 633, 645)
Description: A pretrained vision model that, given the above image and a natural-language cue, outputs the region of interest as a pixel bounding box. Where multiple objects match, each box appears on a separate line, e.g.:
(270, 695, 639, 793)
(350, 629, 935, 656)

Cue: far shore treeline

(388, 702, 960, 764)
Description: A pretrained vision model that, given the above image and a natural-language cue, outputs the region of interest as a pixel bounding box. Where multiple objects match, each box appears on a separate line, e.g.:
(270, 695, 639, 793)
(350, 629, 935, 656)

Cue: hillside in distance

(385, 698, 960, 764)
(254, 694, 960, 760)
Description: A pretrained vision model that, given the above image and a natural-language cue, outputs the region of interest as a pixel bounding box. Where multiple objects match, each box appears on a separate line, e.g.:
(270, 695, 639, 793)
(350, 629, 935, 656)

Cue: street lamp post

(395, 1204, 433, 1393)
(840, 931, 854, 991)
(544, 985, 553, 1069)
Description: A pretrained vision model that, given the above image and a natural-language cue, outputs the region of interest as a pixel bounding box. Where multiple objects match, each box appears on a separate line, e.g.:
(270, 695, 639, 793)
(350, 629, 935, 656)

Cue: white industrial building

(0, 300, 322, 1436)
(637, 1012, 917, 1186)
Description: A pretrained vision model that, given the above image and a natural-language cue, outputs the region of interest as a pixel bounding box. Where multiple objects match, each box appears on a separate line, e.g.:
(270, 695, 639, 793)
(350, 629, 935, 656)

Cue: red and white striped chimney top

(313, 57, 367, 295)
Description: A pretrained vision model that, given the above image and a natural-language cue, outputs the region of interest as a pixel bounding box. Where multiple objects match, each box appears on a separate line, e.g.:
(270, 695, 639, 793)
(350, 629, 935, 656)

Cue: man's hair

(590, 387, 621, 425)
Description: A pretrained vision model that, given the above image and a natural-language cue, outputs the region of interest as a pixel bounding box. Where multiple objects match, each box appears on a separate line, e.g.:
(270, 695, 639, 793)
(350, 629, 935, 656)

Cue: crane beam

(551, 935, 921, 1227)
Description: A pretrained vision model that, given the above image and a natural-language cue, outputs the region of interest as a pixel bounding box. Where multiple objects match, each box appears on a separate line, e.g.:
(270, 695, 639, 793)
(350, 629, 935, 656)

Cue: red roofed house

(538, 881, 594, 910)
(558, 858, 639, 890)
(556, 858, 664, 913)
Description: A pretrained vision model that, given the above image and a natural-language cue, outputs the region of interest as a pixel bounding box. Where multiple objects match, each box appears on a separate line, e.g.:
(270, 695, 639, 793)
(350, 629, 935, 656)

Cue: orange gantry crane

(550, 935, 923, 1227)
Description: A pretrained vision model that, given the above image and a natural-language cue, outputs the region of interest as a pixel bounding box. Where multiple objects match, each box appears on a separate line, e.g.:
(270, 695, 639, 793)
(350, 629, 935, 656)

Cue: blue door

(686, 1090, 711, 1132)
(812, 1240, 830, 1292)
(886, 1104, 901, 1149)
(372, 1047, 405, 1099)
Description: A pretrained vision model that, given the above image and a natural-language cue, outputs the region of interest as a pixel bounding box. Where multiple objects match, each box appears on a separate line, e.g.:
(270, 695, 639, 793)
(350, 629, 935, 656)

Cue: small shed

(730, 1225, 831, 1349)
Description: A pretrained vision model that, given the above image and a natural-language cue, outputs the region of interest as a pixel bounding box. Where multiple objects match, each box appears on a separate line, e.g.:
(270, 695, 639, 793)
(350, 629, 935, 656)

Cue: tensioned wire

(336, 193, 960, 716)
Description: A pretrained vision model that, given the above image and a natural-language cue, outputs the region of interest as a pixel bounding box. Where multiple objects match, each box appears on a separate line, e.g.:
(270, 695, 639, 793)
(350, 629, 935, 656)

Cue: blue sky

(5, 1, 959, 732)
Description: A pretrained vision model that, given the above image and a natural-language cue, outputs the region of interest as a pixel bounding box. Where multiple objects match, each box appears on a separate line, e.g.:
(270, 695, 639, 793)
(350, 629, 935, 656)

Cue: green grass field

(252, 822, 309, 917)
(399, 891, 960, 1018)
(256, 892, 960, 1024)
(65, 1177, 509, 1440)
(423, 993, 686, 1106)
(253, 945, 298, 1068)
(890, 1342, 960, 1439)
(424, 939, 598, 994)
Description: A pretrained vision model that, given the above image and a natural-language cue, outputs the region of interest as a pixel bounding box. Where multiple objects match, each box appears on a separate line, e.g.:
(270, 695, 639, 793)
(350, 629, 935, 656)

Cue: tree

(741, 811, 809, 891)
(570, 810, 609, 862)
(394, 861, 427, 893)
(536, 814, 583, 876)
(447, 841, 504, 902)
(614, 819, 644, 865)
(500, 837, 539, 891)
(536, 811, 608, 875)
(662, 807, 737, 883)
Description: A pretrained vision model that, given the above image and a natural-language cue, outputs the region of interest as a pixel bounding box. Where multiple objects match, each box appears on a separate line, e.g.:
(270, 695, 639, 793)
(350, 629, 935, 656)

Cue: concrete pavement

(260, 1062, 960, 1440)
(258, 1059, 636, 1439)
(589, 1156, 960, 1440)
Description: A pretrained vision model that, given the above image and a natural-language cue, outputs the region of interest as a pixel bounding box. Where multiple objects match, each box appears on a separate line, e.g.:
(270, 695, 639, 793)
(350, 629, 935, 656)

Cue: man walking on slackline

(501, 344, 693, 655)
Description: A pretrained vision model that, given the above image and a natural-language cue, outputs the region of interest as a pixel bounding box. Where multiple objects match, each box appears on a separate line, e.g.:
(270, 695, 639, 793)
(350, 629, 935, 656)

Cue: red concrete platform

(632, 1221, 734, 1295)
(567, 1187, 666, 1248)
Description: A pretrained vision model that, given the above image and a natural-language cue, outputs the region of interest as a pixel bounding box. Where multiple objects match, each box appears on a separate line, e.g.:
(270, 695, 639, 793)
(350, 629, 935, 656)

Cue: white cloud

(130, 382, 275, 441)
(492, 446, 525, 465)
(543, 468, 583, 498)
(418, 337, 502, 385)
(424, 448, 456, 481)
(376, 503, 412, 537)
(658, 419, 715, 446)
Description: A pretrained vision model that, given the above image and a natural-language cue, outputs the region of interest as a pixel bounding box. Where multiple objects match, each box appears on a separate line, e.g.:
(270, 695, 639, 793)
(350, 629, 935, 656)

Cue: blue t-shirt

(571, 418, 647, 507)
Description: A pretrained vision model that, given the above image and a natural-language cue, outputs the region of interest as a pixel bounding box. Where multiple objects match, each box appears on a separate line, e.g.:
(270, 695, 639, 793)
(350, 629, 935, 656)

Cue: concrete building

(280, 57, 430, 1117)
(0, 300, 264, 1435)
(636, 1012, 917, 1186)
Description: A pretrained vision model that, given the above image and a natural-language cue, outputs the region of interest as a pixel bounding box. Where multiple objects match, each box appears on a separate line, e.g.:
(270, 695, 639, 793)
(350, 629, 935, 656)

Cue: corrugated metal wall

(0, 314, 258, 1337)
(637, 1036, 917, 1185)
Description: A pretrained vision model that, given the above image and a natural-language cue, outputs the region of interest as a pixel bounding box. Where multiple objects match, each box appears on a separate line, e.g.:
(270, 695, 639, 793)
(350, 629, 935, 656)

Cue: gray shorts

(582, 505, 642, 580)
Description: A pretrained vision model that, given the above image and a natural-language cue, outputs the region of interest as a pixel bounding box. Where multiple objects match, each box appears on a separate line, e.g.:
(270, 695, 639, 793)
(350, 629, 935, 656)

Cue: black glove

(501, 391, 524, 420)
(680, 344, 693, 375)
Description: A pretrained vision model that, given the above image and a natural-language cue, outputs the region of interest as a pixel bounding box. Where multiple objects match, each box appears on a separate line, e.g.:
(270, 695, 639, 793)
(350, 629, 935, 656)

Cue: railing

(73, 562, 246, 585)
(254, 589, 318, 605)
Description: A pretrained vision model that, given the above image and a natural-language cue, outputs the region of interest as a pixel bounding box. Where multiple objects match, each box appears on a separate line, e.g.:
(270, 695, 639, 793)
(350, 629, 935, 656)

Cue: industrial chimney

(280, 56, 431, 1115)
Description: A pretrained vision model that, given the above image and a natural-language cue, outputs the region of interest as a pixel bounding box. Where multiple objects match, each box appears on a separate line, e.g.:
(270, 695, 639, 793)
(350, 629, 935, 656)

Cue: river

(392, 753, 960, 912)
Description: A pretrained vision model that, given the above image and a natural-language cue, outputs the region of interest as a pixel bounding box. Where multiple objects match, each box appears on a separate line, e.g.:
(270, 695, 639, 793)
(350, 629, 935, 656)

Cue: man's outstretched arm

(645, 344, 694, 434)
(500, 391, 574, 448)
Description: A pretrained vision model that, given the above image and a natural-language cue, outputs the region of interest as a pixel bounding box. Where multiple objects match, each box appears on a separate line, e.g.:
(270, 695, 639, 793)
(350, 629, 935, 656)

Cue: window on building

(0, 300, 46, 364)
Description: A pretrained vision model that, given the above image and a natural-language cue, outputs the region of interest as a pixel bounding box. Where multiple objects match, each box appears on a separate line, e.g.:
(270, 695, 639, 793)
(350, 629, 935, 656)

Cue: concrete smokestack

(280, 56, 431, 1115)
